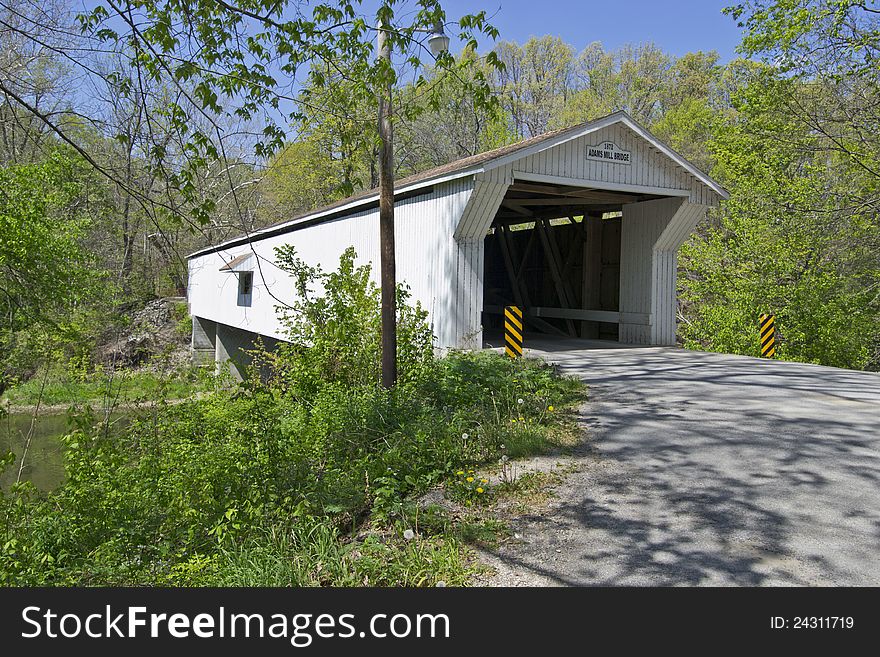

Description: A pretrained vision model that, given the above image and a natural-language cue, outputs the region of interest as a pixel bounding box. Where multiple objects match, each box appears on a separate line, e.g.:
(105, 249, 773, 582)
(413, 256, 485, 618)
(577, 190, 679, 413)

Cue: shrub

(269, 246, 434, 397)
(0, 249, 586, 585)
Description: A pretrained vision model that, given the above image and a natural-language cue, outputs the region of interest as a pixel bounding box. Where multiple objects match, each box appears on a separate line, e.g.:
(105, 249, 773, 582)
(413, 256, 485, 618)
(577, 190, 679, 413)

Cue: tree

(680, 76, 880, 368)
(261, 137, 349, 219)
(554, 42, 689, 128)
(396, 48, 516, 171)
(679, 1, 880, 369)
(725, 1, 880, 207)
(0, 0, 75, 165)
(493, 36, 576, 138)
(0, 151, 101, 391)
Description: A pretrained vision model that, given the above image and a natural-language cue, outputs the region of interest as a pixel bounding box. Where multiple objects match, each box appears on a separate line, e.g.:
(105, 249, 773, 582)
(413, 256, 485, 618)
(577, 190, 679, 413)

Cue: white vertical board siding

(442, 238, 484, 349)
(651, 250, 677, 346)
(651, 201, 710, 345)
(619, 198, 709, 345)
(189, 114, 726, 357)
(431, 178, 483, 348)
(503, 123, 718, 204)
(619, 198, 679, 344)
(444, 170, 512, 348)
(454, 173, 509, 239)
(188, 178, 474, 348)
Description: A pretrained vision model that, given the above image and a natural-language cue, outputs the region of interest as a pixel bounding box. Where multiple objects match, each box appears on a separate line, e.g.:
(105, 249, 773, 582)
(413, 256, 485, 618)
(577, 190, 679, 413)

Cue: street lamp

(426, 23, 450, 57)
(377, 19, 449, 388)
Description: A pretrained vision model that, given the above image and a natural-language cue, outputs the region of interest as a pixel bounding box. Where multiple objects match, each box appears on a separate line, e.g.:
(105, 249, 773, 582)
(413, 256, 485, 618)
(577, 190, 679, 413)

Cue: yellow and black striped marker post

(504, 305, 523, 358)
(759, 313, 776, 358)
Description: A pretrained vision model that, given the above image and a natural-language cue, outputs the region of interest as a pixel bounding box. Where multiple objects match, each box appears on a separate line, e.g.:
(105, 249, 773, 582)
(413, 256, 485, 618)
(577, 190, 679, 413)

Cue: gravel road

(478, 340, 880, 586)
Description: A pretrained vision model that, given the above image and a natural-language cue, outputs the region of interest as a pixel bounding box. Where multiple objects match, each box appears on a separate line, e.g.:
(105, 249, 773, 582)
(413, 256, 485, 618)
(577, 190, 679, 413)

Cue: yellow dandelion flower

(456, 470, 464, 475)
(548, 405, 554, 412)
(476, 487, 484, 494)
(519, 417, 524, 422)
(466, 476, 474, 482)
(482, 479, 488, 484)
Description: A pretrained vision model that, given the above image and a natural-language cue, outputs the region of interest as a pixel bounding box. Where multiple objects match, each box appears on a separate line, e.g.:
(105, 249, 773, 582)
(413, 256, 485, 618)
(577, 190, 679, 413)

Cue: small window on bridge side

(237, 271, 253, 307)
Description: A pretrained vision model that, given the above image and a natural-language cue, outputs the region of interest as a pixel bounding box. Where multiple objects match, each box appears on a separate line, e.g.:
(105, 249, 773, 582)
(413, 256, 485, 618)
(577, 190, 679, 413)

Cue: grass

(395, 501, 513, 553)
(0, 351, 587, 587)
(3, 366, 213, 408)
(168, 523, 473, 587)
(457, 518, 512, 548)
(495, 470, 564, 511)
(394, 453, 582, 564)
(502, 421, 578, 458)
(387, 465, 576, 569)
(1, 253, 590, 587)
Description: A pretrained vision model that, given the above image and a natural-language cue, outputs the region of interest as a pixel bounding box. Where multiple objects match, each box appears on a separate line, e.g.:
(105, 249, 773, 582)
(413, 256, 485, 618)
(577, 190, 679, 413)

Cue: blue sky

(439, 0, 745, 61)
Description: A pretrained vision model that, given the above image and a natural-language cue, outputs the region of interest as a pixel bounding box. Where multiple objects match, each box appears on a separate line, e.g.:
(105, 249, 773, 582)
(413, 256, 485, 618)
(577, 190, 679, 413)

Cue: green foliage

(448, 469, 491, 506)
(727, 0, 879, 79)
(76, 1, 501, 225)
(680, 86, 879, 368)
(271, 246, 434, 396)
(395, 47, 516, 174)
(201, 524, 469, 587)
(2, 365, 210, 407)
(651, 97, 717, 171)
(679, 3, 880, 370)
(262, 137, 352, 217)
(0, 250, 585, 585)
(493, 36, 577, 137)
(490, 38, 722, 141)
(0, 151, 103, 391)
(456, 517, 510, 547)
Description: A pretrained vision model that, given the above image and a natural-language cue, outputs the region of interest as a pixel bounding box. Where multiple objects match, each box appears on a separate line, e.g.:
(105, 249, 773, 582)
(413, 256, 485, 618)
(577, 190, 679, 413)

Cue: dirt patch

(468, 441, 596, 587)
(410, 434, 597, 587)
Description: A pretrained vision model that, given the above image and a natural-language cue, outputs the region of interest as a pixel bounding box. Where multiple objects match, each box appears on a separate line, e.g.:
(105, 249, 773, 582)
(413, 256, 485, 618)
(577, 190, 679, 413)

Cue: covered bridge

(187, 111, 727, 375)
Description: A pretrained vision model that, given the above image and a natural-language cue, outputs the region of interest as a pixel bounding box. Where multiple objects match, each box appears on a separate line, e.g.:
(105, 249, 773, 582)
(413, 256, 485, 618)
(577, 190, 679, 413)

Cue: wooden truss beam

(536, 218, 577, 336)
(495, 224, 568, 338)
(500, 200, 534, 216)
(494, 205, 622, 223)
(507, 197, 620, 207)
(507, 182, 651, 204)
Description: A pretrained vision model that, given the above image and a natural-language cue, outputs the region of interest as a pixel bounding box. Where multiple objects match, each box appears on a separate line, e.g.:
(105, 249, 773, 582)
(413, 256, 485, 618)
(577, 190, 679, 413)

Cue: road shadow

(479, 347, 880, 586)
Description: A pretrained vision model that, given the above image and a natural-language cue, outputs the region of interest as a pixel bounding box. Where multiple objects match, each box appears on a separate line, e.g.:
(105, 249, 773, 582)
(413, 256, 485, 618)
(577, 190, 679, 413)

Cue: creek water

(0, 412, 70, 491)
(1, 411, 128, 491)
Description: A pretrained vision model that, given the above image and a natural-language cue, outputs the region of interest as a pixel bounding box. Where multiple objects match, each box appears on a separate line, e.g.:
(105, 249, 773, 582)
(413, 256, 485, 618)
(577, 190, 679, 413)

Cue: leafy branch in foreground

(27, 1, 501, 230)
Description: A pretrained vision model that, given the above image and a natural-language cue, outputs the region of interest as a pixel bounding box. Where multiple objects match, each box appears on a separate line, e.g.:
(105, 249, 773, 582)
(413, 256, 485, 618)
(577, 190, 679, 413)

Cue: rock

(97, 297, 190, 368)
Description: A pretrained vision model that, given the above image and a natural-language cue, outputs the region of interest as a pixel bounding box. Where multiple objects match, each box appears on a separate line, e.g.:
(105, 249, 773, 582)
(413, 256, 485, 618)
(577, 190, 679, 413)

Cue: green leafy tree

(396, 47, 516, 172)
(64, 1, 500, 226)
(0, 151, 102, 391)
(261, 136, 350, 218)
(680, 82, 879, 368)
(679, 1, 880, 369)
(494, 36, 577, 137)
(554, 42, 672, 127)
(726, 0, 880, 209)
(271, 246, 434, 398)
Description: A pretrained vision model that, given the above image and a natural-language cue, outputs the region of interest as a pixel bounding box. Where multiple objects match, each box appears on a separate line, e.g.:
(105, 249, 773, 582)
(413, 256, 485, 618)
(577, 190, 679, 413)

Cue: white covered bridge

(187, 111, 727, 375)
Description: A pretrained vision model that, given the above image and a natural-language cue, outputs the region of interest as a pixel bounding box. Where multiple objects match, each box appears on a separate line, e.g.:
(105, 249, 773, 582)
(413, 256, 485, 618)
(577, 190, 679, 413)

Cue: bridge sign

(586, 141, 632, 165)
